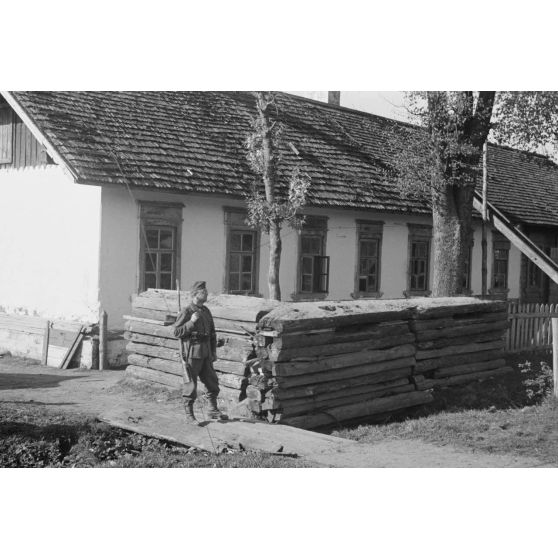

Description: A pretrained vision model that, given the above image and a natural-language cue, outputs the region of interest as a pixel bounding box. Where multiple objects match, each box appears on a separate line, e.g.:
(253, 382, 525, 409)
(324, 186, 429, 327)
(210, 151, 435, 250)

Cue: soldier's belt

(190, 333, 209, 341)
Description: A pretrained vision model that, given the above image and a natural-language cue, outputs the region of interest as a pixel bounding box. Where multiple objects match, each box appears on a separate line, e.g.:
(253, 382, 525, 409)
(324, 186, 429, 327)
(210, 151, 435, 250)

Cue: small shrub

(519, 360, 554, 403)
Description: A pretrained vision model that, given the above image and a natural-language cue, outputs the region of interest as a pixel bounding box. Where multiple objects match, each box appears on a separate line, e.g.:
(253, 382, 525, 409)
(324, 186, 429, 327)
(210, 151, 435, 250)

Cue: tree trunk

(431, 182, 473, 297)
(268, 221, 282, 301)
(258, 94, 282, 301)
(427, 91, 495, 298)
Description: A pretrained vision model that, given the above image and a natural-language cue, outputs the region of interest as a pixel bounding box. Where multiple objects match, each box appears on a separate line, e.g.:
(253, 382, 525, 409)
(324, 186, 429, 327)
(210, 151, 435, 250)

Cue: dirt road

(0, 357, 544, 467)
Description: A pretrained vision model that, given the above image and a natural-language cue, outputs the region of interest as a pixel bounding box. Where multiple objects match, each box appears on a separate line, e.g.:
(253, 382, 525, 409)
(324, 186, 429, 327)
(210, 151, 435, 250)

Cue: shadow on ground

(0, 373, 89, 390)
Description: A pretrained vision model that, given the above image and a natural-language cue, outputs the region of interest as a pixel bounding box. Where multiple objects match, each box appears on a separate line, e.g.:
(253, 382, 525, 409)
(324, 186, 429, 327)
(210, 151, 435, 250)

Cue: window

(143, 227, 176, 290)
(355, 221, 383, 296)
(299, 216, 329, 295)
(139, 203, 182, 292)
(406, 224, 432, 295)
(462, 242, 473, 292)
(225, 209, 259, 295)
(0, 103, 13, 165)
(491, 234, 510, 292)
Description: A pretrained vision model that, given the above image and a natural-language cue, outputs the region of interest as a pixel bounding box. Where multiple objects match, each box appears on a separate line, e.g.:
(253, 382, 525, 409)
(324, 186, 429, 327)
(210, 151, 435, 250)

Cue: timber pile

(125, 289, 278, 413)
(410, 298, 512, 389)
(255, 300, 434, 429)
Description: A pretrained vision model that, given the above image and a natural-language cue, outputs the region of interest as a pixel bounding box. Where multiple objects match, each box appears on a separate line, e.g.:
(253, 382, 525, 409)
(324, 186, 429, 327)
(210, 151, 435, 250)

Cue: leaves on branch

(244, 91, 309, 233)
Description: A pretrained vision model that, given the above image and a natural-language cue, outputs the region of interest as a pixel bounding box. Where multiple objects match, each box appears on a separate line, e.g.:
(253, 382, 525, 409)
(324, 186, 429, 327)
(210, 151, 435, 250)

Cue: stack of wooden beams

(411, 299, 512, 389)
(125, 289, 277, 412)
(256, 300, 434, 429)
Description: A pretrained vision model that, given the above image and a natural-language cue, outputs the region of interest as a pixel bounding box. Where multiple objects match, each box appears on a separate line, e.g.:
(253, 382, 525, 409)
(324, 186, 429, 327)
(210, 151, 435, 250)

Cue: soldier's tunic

(173, 302, 219, 404)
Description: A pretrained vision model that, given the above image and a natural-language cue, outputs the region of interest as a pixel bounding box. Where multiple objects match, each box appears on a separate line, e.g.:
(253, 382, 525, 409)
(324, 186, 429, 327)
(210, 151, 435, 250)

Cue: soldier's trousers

(182, 357, 220, 405)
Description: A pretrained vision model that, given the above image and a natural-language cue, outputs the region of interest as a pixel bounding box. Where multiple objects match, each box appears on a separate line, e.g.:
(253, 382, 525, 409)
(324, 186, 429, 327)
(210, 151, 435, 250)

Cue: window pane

(229, 273, 240, 291)
(159, 230, 173, 249)
(146, 229, 159, 249)
(302, 236, 321, 255)
(160, 253, 173, 272)
(359, 278, 367, 291)
(359, 260, 369, 275)
(145, 253, 156, 272)
(230, 233, 242, 251)
(368, 276, 377, 291)
(241, 273, 252, 291)
(368, 260, 377, 275)
(242, 234, 253, 252)
(301, 275, 312, 292)
(145, 273, 157, 289)
(301, 256, 313, 274)
(230, 255, 240, 273)
(361, 240, 377, 258)
(242, 255, 252, 273)
(159, 273, 172, 290)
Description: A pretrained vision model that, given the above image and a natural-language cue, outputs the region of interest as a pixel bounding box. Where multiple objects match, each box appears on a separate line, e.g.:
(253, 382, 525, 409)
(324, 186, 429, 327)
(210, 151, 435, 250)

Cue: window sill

(226, 292, 262, 298)
(403, 290, 432, 298)
(290, 292, 328, 302)
(351, 291, 384, 299)
(488, 288, 509, 300)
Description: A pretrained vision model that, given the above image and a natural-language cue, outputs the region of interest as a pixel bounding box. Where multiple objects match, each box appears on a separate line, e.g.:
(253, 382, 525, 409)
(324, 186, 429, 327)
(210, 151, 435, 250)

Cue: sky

(286, 91, 409, 121)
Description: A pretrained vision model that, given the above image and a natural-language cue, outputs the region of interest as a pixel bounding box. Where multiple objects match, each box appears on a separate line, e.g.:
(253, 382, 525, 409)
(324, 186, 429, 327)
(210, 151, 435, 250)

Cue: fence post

(99, 309, 108, 372)
(553, 318, 558, 398)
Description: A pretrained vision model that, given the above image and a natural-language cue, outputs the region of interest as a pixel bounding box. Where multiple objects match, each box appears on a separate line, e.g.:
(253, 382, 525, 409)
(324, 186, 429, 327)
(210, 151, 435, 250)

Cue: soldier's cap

(191, 280, 206, 292)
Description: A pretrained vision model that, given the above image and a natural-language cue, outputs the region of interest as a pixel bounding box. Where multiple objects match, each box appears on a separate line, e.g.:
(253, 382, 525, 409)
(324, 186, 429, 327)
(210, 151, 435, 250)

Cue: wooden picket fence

(506, 302, 558, 352)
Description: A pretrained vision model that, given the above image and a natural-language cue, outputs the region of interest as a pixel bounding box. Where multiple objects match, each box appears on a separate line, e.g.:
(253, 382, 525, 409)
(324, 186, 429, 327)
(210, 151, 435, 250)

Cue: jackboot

(183, 401, 200, 426)
(207, 395, 228, 420)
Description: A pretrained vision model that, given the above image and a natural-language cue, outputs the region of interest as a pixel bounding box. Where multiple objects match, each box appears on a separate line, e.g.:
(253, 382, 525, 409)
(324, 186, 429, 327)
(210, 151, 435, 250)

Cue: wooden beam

(41, 321, 51, 366)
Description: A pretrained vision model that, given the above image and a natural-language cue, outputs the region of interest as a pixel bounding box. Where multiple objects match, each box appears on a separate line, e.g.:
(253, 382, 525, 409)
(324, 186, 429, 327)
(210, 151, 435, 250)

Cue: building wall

(99, 186, 533, 330)
(0, 166, 101, 322)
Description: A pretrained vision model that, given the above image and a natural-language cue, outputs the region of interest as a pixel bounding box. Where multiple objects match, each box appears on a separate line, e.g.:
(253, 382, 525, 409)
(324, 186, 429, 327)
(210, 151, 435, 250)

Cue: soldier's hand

(191, 312, 200, 323)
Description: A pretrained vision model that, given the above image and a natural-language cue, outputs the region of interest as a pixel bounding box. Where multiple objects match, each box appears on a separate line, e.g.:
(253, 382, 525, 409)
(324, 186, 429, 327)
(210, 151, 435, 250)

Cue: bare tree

(245, 92, 309, 301)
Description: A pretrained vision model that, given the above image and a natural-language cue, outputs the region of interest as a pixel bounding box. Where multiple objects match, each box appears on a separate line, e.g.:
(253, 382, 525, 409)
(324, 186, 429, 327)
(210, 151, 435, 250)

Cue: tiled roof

(485, 144, 558, 227)
(8, 91, 558, 226)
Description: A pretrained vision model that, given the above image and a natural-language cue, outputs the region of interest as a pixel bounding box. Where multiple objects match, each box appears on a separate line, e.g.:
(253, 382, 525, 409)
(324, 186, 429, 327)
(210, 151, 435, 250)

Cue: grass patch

(333, 350, 558, 465)
(0, 403, 308, 468)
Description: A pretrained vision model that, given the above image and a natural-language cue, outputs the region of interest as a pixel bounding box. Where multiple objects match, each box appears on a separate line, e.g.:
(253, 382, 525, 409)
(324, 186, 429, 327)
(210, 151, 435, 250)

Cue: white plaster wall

(99, 186, 525, 331)
(0, 166, 101, 322)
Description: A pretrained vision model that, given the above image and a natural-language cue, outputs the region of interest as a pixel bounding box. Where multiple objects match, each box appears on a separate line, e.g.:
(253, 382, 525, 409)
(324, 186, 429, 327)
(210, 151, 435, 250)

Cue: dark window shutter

(0, 106, 14, 164)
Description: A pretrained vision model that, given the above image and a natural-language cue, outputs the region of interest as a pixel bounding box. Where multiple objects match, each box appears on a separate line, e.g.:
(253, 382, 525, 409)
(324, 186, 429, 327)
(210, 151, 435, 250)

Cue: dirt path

(0, 358, 544, 467)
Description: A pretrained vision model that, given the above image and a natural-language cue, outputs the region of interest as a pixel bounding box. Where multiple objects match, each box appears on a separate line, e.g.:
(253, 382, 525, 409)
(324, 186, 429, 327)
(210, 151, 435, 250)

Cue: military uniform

(173, 281, 226, 422)
(173, 302, 219, 404)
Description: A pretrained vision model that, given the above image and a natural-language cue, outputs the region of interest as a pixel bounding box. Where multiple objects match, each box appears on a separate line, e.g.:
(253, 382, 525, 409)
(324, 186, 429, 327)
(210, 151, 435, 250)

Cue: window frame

(489, 233, 510, 296)
(353, 220, 383, 298)
(224, 207, 260, 296)
(138, 202, 183, 293)
(405, 224, 432, 297)
(296, 215, 329, 298)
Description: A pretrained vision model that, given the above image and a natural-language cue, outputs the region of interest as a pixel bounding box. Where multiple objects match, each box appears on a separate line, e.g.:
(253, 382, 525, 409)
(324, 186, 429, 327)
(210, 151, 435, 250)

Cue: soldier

(173, 281, 227, 424)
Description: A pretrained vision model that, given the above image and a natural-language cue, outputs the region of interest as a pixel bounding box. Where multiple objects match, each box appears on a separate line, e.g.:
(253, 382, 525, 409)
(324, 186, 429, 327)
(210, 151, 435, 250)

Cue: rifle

(176, 280, 193, 385)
